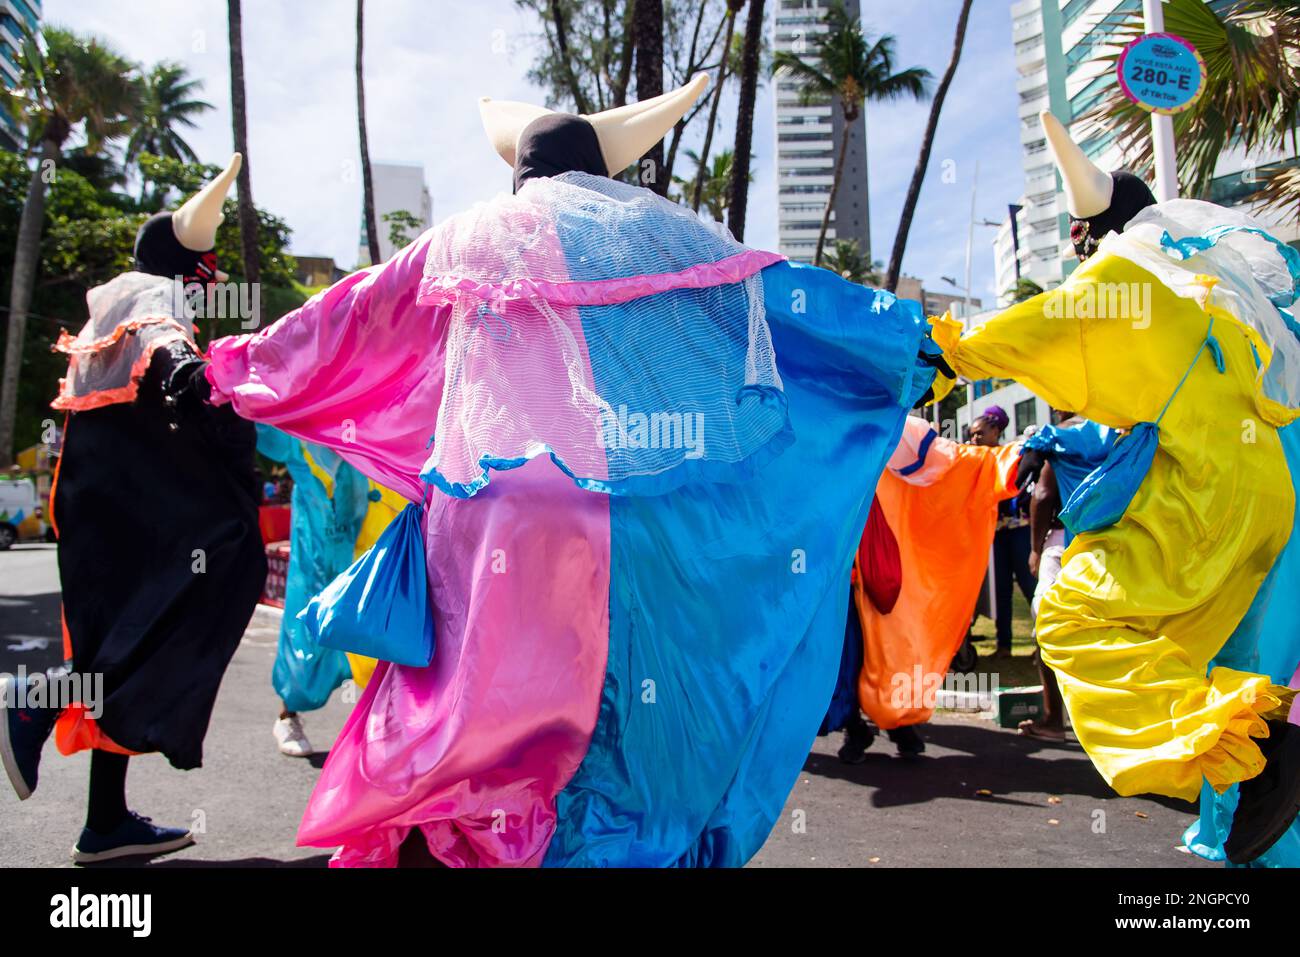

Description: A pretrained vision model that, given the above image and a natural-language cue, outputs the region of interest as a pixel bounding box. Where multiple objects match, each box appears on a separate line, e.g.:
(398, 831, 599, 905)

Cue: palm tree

(773, 1, 931, 267)
(676, 147, 748, 221)
(227, 0, 260, 286)
(126, 62, 214, 200)
(726, 0, 764, 241)
(883, 0, 971, 292)
(1005, 277, 1044, 304)
(691, 0, 745, 212)
(357, 0, 381, 265)
(1086, 0, 1300, 220)
(0, 25, 139, 466)
(821, 238, 881, 286)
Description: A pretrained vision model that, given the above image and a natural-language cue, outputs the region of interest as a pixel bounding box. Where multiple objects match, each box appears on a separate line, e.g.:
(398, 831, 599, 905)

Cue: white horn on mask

(583, 72, 709, 175)
(478, 98, 555, 169)
(479, 73, 710, 177)
(1039, 111, 1112, 219)
(172, 153, 241, 251)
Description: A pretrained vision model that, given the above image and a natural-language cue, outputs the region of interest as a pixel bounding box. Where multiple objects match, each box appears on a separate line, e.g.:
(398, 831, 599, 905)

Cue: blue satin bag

(1060, 312, 1228, 536)
(299, 502, 435, 667)
(1059, 421, 1158, 536)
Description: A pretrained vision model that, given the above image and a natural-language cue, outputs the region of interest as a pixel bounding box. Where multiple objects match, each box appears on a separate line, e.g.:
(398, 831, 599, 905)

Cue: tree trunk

(814, 115, 852, 267)
(0, 139, 57, 467)
(726, 0, 763, 241)
(691, 5, 738, 213)
(614, 0, 638, 108)
(884, 0, 972, 293)
(227, 0, 261, 290)
(550, 0, 593, 114)
(357, 0, 381, 265)
(663, 0, 715, 184)
(633, 0, 666, 193)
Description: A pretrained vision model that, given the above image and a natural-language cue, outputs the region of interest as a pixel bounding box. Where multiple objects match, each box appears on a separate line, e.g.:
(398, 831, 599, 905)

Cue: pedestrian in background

(970, 406, 1036, 659)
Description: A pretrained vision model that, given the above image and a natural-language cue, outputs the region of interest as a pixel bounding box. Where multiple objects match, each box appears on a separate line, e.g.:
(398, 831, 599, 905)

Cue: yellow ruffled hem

(1198, 672, 1284, 795)
(1101, 669, 1282, 801)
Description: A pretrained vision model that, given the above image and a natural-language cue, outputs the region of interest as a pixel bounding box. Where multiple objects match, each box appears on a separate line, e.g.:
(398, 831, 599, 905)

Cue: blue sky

(44, 0, 1026, 304)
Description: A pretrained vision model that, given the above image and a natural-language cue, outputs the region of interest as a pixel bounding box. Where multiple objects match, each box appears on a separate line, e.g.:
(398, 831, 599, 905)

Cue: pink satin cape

(207, 226, 612, 866)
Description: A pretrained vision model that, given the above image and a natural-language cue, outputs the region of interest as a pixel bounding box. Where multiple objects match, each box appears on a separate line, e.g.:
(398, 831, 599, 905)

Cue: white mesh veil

(53, 272, 194, 412)
(1110, 199, 1300, 415)
(416, 172, 790, 497)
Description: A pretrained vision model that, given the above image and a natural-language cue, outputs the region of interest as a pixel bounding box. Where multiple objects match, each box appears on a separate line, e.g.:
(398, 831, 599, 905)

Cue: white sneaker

(273, 714, 312, 757)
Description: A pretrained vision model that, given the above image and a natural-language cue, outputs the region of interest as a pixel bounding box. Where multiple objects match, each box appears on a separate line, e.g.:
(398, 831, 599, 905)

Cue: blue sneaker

(72, 811, 195, 864)
(0, 672, 58, 800)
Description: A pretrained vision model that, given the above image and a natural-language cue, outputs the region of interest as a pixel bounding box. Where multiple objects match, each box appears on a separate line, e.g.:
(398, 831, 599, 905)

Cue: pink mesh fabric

(415, 172, 788, 497)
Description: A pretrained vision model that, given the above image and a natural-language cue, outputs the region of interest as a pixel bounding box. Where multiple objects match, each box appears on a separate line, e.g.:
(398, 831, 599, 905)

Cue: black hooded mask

(134, 212, 220, 285)
(1068, 171, 1157, 261)
(512, 113, 608, 193)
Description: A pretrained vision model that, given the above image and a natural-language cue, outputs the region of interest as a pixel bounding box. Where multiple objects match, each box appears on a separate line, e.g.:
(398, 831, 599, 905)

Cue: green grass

(967, 590, 1042, 689)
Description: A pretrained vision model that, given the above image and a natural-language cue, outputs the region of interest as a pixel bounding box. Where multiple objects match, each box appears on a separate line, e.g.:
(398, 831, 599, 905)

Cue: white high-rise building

(993, 0, 1073, 302)
(358, 161, 433, 266)
(773, 0, 871, 264)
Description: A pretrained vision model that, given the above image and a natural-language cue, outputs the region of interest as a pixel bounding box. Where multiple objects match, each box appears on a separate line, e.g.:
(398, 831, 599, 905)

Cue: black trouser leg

(844, 709, 872, 746)
(995, 526, 1037, 650)
(85, 750, 130, 834)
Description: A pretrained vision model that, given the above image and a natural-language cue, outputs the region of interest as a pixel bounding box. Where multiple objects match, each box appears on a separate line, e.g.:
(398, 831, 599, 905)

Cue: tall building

(994, 0, 1299, 306)
(773, 0, 871, 264)
(0, 0, 42, 151)
(357, 161, 433, 266)
(993, 0, 1075, 301)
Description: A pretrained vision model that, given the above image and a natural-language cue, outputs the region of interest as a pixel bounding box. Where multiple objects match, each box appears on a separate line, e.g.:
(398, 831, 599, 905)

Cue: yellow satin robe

(932, 252, 1295, 801)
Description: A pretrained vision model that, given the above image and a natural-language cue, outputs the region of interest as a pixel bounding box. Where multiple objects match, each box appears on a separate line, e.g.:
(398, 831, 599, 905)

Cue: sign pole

(1143, 0, 1179, 201)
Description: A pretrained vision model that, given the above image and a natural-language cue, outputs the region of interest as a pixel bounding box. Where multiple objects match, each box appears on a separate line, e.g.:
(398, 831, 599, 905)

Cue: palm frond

(1083, 0, 1300, 198)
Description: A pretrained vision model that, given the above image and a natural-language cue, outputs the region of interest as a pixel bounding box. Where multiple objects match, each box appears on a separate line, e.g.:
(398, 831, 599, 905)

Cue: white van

(0, 477, 45, 550)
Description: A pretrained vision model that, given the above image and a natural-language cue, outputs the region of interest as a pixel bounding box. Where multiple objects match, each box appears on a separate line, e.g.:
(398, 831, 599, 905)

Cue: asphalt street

(1, 544, 1210, 868)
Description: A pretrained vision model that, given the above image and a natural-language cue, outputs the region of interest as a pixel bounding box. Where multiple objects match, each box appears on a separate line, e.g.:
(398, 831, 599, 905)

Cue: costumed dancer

(1015, 410, 1114, 742)
(0, 157, 266, 863)
(255, 426, 368, 756)
(833, 414, 1021, 761)
(199, 75, 942, 866)
(927, 111, 1300, 864)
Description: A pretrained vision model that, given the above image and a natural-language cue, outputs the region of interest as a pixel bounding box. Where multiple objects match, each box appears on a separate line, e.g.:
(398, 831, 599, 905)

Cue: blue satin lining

(543, 261, 935, 866)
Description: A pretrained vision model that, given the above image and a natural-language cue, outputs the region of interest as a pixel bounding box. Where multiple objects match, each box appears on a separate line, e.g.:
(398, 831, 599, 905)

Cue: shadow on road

(79, 853, 334, 869)
(807, 720, 1193, 814)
